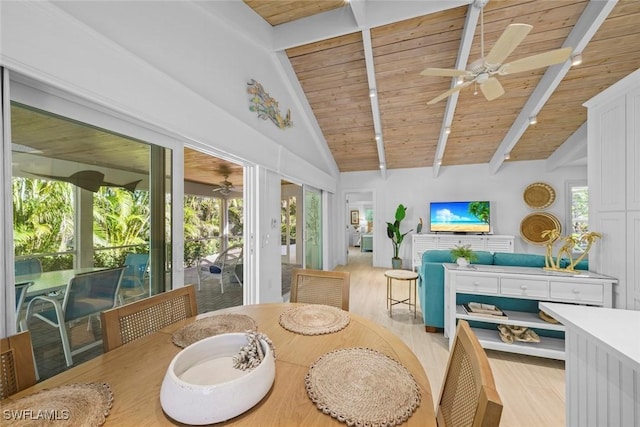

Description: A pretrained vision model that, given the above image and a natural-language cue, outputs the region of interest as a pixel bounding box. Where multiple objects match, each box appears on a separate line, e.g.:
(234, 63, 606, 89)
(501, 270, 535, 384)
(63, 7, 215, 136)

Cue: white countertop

(540, 302, 640, 372)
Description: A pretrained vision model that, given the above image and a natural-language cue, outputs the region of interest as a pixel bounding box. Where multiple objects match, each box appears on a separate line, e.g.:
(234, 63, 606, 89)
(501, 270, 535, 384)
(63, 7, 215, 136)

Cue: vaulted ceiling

(10, 1, 640, 189)
(243, 0, 640, 176)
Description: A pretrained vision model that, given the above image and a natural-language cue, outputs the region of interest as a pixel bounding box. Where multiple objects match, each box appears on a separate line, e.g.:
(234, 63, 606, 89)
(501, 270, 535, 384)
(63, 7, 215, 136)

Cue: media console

(444, 263, 616, 360)
(411, 233, 514, 271)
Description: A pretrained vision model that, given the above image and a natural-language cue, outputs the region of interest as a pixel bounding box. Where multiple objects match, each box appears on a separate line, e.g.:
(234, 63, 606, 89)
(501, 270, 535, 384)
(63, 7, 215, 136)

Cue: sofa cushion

(559, 258, 589, 270)
(422, 250, 455, 263)
(422, 249, 494, 264)
(473, 251, 495, 265)
(493, 252, 547, 268)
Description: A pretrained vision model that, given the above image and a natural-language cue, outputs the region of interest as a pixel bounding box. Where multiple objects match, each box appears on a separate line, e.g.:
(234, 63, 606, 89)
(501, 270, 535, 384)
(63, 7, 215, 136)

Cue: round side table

(384, 269, 418, 318)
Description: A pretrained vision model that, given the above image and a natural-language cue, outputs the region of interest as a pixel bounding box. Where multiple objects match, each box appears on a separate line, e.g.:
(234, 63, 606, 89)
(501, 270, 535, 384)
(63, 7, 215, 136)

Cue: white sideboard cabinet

(412, 234, 514, 271)
(444, 264, 616, 360)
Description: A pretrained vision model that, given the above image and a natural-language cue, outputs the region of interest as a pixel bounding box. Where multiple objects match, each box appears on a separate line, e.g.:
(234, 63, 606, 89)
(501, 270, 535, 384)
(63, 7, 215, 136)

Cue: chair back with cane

(436, 320, 503, 427)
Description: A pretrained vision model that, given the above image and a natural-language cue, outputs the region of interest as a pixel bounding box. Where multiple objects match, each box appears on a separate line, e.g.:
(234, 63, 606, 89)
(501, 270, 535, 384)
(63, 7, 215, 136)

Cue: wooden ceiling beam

(488, 0, 617, 174)
(362, 28, 386, 178)
(433, 0, 485, 176)
(272, 0, 470, 51)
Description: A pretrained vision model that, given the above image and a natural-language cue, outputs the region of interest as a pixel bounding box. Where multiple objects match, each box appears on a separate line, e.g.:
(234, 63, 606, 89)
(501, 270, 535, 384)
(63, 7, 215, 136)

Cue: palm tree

(468, 201, 490, 224)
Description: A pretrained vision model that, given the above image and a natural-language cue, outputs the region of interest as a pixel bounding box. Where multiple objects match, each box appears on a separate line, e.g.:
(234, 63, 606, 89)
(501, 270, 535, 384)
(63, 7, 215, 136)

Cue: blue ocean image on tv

(429, 201, 490, 233)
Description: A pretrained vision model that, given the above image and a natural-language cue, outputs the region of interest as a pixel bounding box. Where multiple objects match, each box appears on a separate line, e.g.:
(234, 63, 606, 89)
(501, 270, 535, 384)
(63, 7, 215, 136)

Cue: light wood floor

(339, 248, 566, 427)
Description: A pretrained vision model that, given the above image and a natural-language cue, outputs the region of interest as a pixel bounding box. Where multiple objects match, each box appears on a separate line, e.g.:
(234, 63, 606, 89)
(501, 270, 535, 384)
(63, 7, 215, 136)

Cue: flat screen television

(429, 201, 490, 234)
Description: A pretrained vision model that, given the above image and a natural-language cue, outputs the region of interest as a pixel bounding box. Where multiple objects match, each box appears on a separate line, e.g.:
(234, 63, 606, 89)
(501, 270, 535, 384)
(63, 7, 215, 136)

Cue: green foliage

(281, 198, 297, 244)
(13, 178, 75, 256)
(468, 201, 490, 224)
(13, 176, 245, 270)
(386, 204, 413, 259)
(450, 244, 478, 262)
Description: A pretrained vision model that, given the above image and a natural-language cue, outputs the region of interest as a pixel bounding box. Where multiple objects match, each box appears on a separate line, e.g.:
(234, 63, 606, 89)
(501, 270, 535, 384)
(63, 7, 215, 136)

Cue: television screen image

(429, 201, 490, 233)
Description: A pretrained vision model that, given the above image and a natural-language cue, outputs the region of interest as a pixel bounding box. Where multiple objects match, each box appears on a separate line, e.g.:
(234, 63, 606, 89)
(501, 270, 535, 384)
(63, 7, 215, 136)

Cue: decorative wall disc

(523, 182, 556, 209)
(520, 212, 561, 245)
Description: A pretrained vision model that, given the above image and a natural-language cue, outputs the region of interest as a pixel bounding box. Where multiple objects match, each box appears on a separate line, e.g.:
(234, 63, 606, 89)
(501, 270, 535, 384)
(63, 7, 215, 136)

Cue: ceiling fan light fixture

(571, 53, 583, 66)
(529, 116, 538, 125)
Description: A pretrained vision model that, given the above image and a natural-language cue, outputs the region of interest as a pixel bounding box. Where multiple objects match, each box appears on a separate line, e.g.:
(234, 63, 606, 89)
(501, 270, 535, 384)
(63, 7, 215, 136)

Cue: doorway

(345, 191, 374, 266)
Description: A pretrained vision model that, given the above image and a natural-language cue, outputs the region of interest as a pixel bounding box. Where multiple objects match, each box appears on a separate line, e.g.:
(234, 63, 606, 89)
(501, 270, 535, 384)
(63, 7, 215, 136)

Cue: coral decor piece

(541, 230, 602, 272)
(247, 79, 293, 129)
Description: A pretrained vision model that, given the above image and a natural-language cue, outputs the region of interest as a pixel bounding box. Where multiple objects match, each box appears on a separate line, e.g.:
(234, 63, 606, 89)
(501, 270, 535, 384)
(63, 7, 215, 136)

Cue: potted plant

(450, 244, 478, 267)
(386, 204, 413, 269)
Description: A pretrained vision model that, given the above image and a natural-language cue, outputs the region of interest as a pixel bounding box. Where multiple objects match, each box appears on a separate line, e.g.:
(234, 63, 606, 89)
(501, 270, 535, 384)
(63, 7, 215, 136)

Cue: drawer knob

(473, 281, 480, 286)
(520, 285, 527, 290)
(572, 289, 580, 294)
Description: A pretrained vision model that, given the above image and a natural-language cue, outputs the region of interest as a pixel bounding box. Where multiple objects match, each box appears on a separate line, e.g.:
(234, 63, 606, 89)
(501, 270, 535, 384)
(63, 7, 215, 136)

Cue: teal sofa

(417, 250, 588, 331)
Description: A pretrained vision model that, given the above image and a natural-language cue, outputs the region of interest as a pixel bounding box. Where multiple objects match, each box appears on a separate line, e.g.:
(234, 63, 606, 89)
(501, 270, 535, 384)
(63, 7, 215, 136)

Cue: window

(567, 180, 588, 252)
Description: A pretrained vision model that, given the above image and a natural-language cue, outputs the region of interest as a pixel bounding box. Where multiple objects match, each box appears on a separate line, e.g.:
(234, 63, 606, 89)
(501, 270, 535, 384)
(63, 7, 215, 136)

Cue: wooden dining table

(9, 303, 436, 426)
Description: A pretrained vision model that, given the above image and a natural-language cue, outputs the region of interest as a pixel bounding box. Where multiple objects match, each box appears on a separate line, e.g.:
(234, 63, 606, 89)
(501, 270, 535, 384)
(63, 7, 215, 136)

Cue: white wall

(338, 161, 587, 269)
(0, 0, 337, 192)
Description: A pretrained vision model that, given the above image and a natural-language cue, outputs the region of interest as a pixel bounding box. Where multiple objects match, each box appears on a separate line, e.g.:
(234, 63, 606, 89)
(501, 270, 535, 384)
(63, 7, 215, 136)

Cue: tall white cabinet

(586, 68, 640, 309)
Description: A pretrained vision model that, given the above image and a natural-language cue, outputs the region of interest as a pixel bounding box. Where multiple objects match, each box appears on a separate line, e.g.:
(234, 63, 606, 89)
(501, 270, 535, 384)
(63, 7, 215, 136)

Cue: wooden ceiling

(245, 0, 640, 174)
(10, 1, 640, 186)
(11, 104, 243, 188)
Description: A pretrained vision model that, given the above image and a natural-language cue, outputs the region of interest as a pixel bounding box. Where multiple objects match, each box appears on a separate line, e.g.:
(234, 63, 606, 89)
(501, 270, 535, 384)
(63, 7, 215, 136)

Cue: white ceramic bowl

(160, 332, 275, 425)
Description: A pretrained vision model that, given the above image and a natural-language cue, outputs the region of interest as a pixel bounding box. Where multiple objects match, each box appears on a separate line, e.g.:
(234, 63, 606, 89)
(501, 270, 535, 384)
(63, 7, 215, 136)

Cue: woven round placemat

(305, 348, 421, 426)
(523, 182, 556, 209)
(3, 382, 113, 426)
(172, 314, 257, 348)
(520, 212, 561, 245)
(279, 304, 350, 335)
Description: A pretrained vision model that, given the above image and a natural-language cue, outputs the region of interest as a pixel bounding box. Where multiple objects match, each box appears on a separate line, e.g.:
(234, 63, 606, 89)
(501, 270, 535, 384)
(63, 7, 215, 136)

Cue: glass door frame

(2, 71, 184, 335)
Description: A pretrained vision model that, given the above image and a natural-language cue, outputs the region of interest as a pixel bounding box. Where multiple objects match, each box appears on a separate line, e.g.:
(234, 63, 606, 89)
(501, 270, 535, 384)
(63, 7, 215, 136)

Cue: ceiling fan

(421, 7, 573, 105)
(212, 174, 241, 196)
(24, 169, 140, 193)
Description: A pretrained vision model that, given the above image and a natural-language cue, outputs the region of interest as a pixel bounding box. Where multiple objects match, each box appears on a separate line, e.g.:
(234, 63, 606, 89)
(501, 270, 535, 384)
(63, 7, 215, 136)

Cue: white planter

(160, 333, 275, 425)
(456, 257, 469, 267)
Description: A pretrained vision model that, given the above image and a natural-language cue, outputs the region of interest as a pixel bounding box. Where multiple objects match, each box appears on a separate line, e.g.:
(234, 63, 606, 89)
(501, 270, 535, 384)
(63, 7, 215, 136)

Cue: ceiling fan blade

(499, 47, 573, 75)
(420, 68, 469, 77)
(485, 23, 533, 66)
(427, 81, 472, 105)
(479, 77, 505, 101)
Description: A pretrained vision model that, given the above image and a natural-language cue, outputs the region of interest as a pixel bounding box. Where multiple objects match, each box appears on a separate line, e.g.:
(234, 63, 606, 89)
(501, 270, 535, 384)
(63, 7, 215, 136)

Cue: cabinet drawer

(501, 278, 549, 298)
(455, 275, 498, 294)
(550, 281, 604, 304)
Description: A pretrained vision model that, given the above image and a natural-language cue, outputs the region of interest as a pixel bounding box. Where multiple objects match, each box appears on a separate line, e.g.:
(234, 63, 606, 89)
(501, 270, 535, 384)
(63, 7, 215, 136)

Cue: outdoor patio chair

(197, 245, 243, 293)
(15, 282, 32, 332)
(23, 267, 126, 367)
(118, 253, 150, 305)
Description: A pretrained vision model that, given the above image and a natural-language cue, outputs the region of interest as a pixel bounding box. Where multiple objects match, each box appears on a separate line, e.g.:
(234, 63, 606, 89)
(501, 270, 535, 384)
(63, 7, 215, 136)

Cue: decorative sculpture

(541, 229, 602, 272)
(247, 79, 293, 129)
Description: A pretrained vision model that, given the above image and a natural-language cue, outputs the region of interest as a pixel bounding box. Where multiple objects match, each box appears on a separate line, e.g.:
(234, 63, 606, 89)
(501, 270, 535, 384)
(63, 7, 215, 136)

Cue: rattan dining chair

(0, 331, 37, 400)
(101, 284, 198, 352)
(290, 268, 350, 311)
(437, 320, 503, 427)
